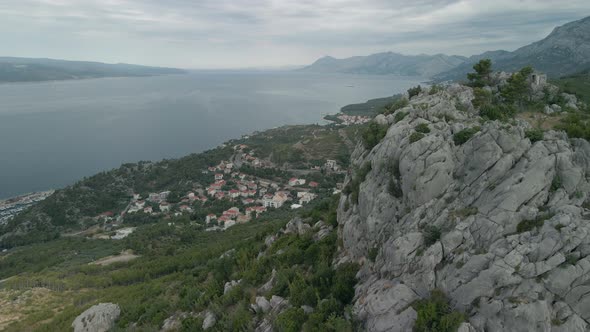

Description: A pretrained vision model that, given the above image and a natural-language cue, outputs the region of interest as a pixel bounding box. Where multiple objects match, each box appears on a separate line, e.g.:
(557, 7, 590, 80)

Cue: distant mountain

(300, 52, 467, 77)
(435, 16, 590, 81)
(0, 57, 186, 82)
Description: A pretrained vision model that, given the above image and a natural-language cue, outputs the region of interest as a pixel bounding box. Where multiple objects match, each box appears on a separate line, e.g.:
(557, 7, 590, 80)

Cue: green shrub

(388, 179, 403, 198)
(410, 132, 425, 143)
(394, 111, 409, 123)
(565, 254, 579, 266)
(429, 84, 444, 95)
(408, 85, 422, 99)
(453, 127, 480, 145)
(413, 289, 465, 332)
(516, 217, 546, 233)
(472, 87, 493, 109)
(289, 274, 317, 307)
(275, 307, 307, 332)
(346, 163, 372, 205)
(380, 98, 409, 115)
(331, 263, 359, 305)
(525, 128, 544, 143)
(551, 176, 562, 192)
(479, 103, 517, 121)
(368, 247, 379, 262)
(555, 113, 590, 141)
(423, 225, 441, 247)
(361, 122, 389, 150)
(415, 123, 431, 134)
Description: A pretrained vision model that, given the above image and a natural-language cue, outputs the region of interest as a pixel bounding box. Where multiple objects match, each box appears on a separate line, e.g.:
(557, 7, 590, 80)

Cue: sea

(0, 70, 424, 199)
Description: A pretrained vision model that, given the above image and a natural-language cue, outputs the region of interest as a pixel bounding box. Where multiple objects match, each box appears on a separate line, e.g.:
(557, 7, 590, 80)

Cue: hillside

(4, 66, 590, 331)
(551, 70, 590, 104)
(435, 16, 590, 81)
(0, 57, 185, 82)
(300, 52, 466, 77)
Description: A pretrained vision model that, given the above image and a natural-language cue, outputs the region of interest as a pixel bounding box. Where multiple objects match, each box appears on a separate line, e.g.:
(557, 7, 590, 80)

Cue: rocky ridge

(338, 83, 590, 331)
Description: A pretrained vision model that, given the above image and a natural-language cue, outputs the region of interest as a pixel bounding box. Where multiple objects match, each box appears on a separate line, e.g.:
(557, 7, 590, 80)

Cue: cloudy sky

(1, 0, 589, 68)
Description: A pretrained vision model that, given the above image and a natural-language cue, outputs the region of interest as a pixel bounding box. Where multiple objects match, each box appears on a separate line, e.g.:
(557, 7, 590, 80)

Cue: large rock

(337, 83, 590, 331)
(201, 310, 216, 330)
(72, 303, 120, 332)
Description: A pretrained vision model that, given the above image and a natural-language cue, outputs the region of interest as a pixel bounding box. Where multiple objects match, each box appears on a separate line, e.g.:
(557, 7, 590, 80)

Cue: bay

(0, 71, 424, 198)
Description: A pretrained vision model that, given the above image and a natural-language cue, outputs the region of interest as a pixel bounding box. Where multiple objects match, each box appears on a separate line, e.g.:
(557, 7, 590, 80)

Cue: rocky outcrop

(71, 303, 120, 332)
(338, 84, 590, 331)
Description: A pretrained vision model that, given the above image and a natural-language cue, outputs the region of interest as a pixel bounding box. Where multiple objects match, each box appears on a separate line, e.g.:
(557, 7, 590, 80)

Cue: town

(95, 143, 344, 237)
(0, 190, 54, 225)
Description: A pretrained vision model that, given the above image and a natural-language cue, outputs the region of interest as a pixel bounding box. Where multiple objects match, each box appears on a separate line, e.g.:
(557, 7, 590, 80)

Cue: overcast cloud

(1, 0, 589, 68)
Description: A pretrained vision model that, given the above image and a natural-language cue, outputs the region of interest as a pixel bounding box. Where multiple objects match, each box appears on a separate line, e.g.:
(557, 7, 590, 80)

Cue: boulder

(224, 279, 241, 295)
(72, 303, 120, 332)
(202, 310, 216, 330)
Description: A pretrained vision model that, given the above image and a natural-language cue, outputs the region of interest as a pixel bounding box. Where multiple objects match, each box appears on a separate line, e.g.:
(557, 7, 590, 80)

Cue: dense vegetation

(0, 195, 358, 331)
(551, 70, 590, 104)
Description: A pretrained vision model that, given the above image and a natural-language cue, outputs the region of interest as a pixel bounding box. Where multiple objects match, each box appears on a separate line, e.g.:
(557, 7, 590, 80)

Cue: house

(215, 173, 224, 181)
(229, 189, 240, 199)
(159, 203, 171, 212)
(143, 206, 153, 214)
(207, 187, 217, 196)
(264, 192, 288, 208)
(132, 193, 141, 200)
(159, 191, 171, 201)
(206, 214, 217, 223)
(288, 178, 306, 186)
(325, 159, 338, 170)
(291, 204, 303, 210)
(226, 207, 240, 218)
(179, 205, 192, 212)
(148, 193, 160, 202)
(248, 189, 257, 197)
(242, 198, 255, 205)
(215, 191, 226, 200)
(309, 181, 319, 188)
(299, 192, 317, 205)
(135, 200, 146, 209)
(224, 220, 236, 229)
(187, 192, 195, 199)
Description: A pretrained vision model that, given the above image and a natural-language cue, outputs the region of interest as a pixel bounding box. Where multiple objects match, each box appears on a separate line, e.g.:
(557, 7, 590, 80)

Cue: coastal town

(0, 191, 53, 225)
(94, 142, 345, 237)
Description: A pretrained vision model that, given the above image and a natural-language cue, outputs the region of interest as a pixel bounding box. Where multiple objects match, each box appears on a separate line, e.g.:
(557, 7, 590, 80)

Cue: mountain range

(0, 57, 185, 83)
(302, 16, 590, 79)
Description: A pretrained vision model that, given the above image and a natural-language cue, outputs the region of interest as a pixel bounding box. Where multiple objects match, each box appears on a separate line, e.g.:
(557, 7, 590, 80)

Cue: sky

(0, 0, 589, 69)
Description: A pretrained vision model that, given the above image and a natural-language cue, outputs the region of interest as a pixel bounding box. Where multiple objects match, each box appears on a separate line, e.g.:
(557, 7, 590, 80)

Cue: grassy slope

(551, 71, 590, 104)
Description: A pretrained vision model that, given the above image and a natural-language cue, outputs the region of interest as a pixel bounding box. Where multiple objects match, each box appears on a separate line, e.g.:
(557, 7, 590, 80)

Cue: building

(229, 189, 240, 199)
(159, 203, 171, 212)
(299, 192, 317, 205)
(206, 214, 217, 223)
(291, 204, 303, 210)
(288, 178, 306, 186)
(159, 191, 171, 201)
(263, 192, 289, 208)
(143, 206, 153, 214)
(309, 181, 319, 188)
(215, 173, 224, 181)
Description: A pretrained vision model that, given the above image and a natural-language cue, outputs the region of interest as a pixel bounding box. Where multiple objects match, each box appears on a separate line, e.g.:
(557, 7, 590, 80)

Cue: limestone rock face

(338, 85, 590, 331)
(72, 303, 120, 332)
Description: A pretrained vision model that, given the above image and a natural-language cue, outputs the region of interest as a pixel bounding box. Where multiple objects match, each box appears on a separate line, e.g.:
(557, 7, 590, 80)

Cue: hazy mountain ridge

(304, 16, 590, 80)
(435, 16, 590, 81)
(0, 57, 186, 82)
(300, 52, 467, 77)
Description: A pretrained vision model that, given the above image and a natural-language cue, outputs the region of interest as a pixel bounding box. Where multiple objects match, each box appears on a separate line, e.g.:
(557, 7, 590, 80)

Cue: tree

(467, 59, 493, 87)
(502, 66, 534, 108)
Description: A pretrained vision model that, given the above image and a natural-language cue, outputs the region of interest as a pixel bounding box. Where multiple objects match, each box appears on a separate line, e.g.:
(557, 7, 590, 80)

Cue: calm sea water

(0, 71, 424, 198)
